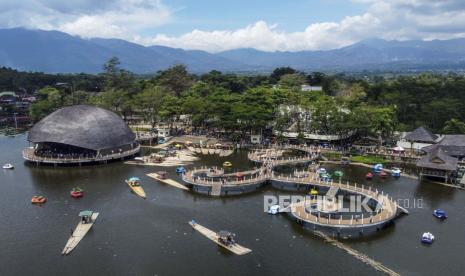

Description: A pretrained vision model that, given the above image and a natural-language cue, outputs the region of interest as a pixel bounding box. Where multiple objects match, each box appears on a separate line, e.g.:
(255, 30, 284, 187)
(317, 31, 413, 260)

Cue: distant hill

(1, 28, 465, 73)
(0, 28, 245, 73)
(218, 38, 465, 71)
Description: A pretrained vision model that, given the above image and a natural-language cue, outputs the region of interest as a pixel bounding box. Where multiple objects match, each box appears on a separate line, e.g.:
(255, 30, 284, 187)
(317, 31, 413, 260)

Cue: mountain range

(1, 28, 465, 74)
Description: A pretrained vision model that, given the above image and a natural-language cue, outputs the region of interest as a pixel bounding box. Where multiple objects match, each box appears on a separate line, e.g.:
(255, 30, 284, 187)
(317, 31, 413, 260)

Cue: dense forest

(2, 58, 465, 140)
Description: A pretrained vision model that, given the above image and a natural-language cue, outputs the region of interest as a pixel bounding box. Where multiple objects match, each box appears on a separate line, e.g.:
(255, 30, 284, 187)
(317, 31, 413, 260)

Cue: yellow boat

(126, 177, 146, 199)
(310, 188, 318, 196)
(223, 161, 232, 167)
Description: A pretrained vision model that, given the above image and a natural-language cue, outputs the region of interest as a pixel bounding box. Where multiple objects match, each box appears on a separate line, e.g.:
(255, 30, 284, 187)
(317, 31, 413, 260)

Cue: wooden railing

(23, 145, 140, 163)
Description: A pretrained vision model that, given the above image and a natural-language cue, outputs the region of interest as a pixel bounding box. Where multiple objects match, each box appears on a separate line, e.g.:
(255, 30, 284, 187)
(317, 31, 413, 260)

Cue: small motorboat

(70, 187, 84, 198)
(373, 163, 383, 171)
(421, 232, 435, 244)
(176, 166, 186, 174)
(223, 161, 232, 167)
(433, 209, 448, 219)
(392, 168, 401, 177)
(366, 172, 374, 179)
(31, 196, 47, 204)
(2, 163, 14, 169)
(379, 171, 388, 178)
(268, 205, 280, 215)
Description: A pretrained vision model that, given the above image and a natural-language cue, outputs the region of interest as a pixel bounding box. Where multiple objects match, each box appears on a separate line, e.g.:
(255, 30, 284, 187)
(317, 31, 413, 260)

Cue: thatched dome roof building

(25, 105, 139, 164)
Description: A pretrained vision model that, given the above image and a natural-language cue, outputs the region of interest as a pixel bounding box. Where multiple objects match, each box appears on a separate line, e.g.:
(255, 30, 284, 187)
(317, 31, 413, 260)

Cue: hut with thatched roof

(417, 146, 458, 183)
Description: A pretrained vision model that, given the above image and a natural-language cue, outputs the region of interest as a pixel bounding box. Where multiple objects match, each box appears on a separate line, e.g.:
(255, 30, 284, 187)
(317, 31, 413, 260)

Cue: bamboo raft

(125, 180, 146, 199)
(188, 221, 252, 255)
(62, 212, 99, 255)
(147, 173, 189, 190)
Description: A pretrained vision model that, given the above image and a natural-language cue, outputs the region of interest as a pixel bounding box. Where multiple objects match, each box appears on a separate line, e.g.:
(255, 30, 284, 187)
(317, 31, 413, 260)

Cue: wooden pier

(188, 221, 252, 255)
(147, 172, 189, 190)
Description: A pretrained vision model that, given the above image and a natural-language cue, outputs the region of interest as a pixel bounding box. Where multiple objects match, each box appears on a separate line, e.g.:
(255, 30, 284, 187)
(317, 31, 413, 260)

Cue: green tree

(442, 119, 465, 134)
(270, 67, 297, 84)
(155, 65, 194, 97)
(134, 85, 166, 128)
(278, 73, 306, 91)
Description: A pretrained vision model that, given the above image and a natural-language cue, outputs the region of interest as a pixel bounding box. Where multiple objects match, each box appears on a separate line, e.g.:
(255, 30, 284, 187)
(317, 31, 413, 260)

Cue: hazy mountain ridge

(1, 28, 465, 73)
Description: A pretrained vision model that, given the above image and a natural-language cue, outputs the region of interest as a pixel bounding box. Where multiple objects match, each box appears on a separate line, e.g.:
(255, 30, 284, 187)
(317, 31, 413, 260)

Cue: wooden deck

(189, 221, 252, 255)
(147, 173, 189, 190)
(62, 213, 99, 255)
(281, 172, 399, 227)
(23, 146, 140, 164)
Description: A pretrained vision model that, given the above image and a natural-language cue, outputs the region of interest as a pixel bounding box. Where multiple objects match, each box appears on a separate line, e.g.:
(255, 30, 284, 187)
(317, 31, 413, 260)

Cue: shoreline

(320, 160, 465, 190)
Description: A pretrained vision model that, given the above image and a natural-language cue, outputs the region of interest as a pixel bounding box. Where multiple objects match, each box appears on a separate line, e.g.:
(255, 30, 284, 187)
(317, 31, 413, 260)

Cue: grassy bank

(350, 155, 387, 165)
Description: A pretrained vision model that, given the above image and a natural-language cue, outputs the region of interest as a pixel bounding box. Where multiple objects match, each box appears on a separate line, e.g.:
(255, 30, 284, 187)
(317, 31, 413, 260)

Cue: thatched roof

(416, 145, 458, 171)
(422, 135, 465, 157)
(28, 105, 135, 151)
(404, 127, 438, 143)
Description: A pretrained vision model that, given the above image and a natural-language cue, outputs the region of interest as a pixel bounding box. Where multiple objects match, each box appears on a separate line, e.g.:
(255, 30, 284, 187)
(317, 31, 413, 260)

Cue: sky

(1, 0, 465, 52)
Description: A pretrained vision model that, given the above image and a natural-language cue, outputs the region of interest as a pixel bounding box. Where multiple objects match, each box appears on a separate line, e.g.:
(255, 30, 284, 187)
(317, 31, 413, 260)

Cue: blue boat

(421, 232, 435, 244)
(433, 209, 448, 219)
(391, 168, 401, 177)
(373, 163, 383, 172)
(176, 166, 186, 174)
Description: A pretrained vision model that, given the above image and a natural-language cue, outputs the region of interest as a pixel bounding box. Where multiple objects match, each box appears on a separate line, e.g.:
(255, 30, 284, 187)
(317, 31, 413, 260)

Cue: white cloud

(1, 0, 465, 52)
(0, 0, 172, 40)
(147, 0, 465, 52)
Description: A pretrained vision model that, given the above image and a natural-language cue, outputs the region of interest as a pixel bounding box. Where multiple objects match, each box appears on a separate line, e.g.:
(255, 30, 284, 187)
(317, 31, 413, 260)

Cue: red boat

(70, 188, 84, 198)
(366, 172, 374, 179)
(379, 171, 388, 178)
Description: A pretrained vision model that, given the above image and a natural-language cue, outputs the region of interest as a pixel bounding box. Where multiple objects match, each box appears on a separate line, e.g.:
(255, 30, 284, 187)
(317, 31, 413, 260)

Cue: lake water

(1, 134, 465, 276)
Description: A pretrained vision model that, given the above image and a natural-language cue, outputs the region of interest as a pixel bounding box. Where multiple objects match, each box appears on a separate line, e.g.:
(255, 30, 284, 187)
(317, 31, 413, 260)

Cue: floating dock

(147, 172, 189, 190)
(188, 221, 252, 255)
(62, 212, 99, 255)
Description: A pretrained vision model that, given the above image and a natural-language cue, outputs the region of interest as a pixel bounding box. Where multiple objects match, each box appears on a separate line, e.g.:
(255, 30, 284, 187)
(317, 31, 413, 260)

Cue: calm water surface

(1, 134, 464, 276)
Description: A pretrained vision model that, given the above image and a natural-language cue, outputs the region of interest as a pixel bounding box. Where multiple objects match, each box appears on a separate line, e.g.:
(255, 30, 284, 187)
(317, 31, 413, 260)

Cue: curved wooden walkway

(181, 145, 404, 228)
(279, 172, 399, 227)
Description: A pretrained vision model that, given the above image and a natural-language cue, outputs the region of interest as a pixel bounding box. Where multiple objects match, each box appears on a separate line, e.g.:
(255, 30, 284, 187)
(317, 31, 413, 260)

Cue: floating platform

(62, 212, 99, 255)
(188, 221, 252, 255)
(147, 173, 189, 190)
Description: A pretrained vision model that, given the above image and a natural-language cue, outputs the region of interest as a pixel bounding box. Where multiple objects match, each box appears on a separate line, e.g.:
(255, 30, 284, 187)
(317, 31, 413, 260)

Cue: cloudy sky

(1, 0, 465, 52)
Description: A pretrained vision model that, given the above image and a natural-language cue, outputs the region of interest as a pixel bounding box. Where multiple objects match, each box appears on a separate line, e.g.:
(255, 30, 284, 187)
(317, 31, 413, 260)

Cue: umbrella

(392, 146, 405, 151)
(175, 144, 182, 148)
(215, 143, 222, 146)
